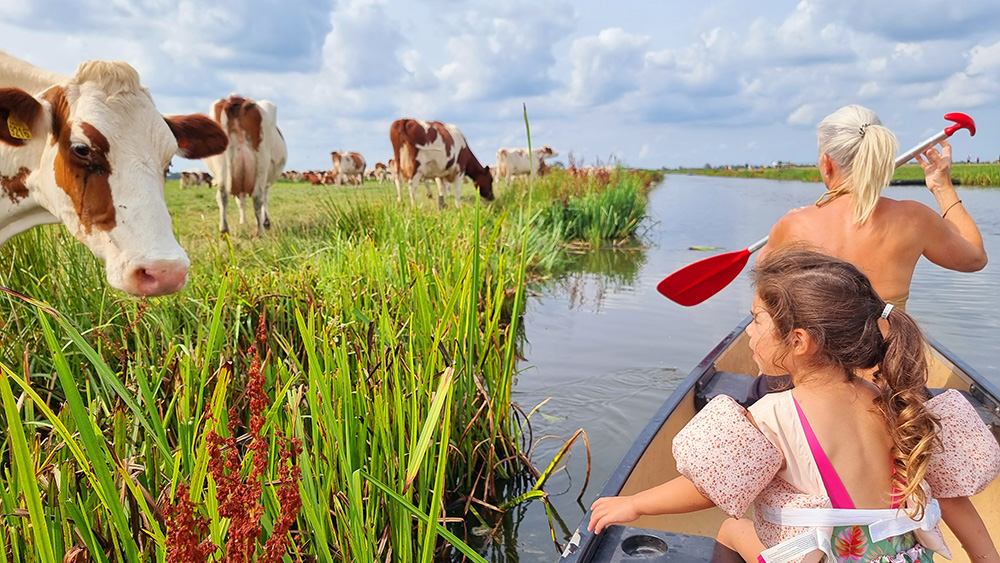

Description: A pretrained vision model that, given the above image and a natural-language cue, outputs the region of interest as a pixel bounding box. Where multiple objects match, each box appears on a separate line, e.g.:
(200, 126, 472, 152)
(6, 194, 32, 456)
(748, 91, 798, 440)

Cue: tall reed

(0, 169, 655, 561)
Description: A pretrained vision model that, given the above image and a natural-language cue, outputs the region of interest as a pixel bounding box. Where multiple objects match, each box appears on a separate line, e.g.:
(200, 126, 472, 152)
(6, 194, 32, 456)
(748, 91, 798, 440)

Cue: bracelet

(942, 200, 963, 219)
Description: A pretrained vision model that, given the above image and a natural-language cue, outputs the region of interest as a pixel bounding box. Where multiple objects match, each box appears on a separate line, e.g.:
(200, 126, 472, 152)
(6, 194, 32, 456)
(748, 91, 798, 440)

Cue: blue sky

(4, 0, 1000, 171)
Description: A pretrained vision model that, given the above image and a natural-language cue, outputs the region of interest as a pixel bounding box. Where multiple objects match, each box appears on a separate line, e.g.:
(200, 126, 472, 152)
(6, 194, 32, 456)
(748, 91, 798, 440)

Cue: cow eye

(71, 143, 91, 159)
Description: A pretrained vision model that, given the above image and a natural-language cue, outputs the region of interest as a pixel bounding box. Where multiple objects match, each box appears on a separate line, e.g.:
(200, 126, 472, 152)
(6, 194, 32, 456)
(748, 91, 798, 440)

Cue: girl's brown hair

(752, 249, 940, 516)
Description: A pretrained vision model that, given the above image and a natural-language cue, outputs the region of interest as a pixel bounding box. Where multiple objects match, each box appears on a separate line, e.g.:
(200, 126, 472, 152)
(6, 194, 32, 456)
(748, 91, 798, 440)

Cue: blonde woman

(758, 105, 987, 311)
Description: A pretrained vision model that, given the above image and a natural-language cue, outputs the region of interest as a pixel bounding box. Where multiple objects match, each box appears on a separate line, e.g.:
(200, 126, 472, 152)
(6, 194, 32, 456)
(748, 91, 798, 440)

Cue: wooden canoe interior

(617, 330, 1000, 563)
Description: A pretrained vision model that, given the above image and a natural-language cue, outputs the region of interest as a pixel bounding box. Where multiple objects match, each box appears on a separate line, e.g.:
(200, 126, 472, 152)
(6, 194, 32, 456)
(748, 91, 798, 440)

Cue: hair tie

(881, 303, 893, 319)
(859, 123, 871, 137)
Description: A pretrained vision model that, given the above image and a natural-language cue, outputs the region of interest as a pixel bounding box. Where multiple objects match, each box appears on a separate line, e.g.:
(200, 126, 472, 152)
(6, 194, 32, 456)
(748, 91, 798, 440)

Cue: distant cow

(372, 162, 388, 183)
(389, 119, 494, 208)
(496, 145, 558, 182)
(204, 95, 287, 235)
(179, 170, 212, 188)
(330, 151, 365, 186)
(0, 51, 227, 296)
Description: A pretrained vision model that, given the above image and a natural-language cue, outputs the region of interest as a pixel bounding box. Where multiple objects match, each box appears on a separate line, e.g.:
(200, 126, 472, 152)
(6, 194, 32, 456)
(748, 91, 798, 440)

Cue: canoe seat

(695, 370, 757, 410)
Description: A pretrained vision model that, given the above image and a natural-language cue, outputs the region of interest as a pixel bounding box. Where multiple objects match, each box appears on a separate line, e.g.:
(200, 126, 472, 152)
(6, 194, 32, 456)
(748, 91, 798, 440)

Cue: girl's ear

(789, 327, 816, 357)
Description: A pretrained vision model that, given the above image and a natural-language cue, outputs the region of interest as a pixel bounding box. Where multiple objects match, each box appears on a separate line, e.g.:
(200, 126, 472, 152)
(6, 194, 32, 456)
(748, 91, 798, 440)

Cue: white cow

(330, 151, 365, 186)
(204, 95, 286, 235)
(0, 51, 227, 296)
(389, 119, 494, 209)
(496, 145, 558, 182)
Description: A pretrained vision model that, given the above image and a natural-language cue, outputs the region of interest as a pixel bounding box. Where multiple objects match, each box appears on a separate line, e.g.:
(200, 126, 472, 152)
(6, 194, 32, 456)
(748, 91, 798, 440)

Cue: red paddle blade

(656, 249, 752, 306)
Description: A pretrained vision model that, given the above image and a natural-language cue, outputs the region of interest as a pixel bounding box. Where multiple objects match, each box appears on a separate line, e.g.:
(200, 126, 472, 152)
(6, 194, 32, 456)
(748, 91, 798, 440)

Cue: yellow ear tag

(7, 114, 32, 140)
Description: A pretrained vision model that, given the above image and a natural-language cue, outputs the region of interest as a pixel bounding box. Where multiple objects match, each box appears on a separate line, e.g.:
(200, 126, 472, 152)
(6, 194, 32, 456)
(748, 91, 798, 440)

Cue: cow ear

(164, 114, 228, 159)
(0, 88, 44, 147)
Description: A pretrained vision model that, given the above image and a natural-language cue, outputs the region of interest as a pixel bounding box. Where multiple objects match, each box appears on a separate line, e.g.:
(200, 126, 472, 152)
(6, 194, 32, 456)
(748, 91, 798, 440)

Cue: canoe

(558, 316, 1000, 563)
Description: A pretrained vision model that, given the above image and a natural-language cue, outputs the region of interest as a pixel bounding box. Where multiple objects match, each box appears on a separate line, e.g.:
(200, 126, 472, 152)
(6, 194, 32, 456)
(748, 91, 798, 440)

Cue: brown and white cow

(179, 169, 212, 188)
(496, 145, 558, 182)
(371, 162, 388, 183)
(389, 119, 493, 208)
(204, 95, 286, 236)
(330, 151, 365, 186)
(0, 52, 227, 296)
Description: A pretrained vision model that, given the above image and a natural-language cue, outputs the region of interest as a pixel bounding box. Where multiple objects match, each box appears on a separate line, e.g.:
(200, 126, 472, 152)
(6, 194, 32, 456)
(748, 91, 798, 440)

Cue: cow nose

(129, 260, 189, 296)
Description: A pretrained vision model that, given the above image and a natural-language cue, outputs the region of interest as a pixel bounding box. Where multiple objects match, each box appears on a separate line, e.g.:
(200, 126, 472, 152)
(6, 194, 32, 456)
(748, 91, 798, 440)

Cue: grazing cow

(204, 95, 287, 235)
(389, 119, 493, 208)
(179, 169, 212, 188)
(496, 145, 558, 182)
(330, 151, 365, 186)
(372, 162, 388, 183)
(0, 51, 227, 296)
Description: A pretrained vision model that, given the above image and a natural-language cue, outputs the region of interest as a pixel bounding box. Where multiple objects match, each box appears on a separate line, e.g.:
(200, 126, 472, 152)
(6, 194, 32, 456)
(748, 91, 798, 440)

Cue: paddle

(657, 112, 977, 306)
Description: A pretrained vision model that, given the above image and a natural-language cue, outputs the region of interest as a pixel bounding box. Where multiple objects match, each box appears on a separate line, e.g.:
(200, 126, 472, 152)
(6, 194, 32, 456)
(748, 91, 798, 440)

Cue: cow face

(472, 166, 495, 201)
(0, 60, 227, 296)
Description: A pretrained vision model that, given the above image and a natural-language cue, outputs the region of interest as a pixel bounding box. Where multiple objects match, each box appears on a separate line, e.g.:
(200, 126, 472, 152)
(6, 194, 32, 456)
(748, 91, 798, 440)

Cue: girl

(589, 250, 999, 563)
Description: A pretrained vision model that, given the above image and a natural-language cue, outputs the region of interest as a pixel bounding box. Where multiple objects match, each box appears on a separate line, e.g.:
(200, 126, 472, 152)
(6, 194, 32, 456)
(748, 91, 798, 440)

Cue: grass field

(674, 163, 1000, 187)
(0, 169, 659, 563)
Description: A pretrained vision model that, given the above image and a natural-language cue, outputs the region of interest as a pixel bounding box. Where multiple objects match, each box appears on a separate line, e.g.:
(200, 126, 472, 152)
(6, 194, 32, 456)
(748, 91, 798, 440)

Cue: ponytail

(874, 306, 941, 518)
(817, 105, 899, 224)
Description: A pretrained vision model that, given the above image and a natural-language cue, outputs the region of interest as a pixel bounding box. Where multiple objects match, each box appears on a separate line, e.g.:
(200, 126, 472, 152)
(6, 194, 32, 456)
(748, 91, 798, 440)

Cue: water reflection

(535, 249, 646, 313)
(487, 175, 1000, 563)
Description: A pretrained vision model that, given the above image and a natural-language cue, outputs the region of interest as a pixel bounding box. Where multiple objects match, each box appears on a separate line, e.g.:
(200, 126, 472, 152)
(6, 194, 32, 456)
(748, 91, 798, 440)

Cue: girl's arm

(588, 475, 715, 534)
(939, 496, 999, 563)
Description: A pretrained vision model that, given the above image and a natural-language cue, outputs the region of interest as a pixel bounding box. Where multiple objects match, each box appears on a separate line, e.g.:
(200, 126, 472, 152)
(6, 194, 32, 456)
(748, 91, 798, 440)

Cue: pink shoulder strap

(793, 397, 855, 509)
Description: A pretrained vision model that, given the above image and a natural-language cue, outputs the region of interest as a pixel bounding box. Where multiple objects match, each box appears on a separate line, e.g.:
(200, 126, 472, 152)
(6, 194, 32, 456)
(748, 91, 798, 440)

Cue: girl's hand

(915, 139, 954, 195)
(588, 495, 641, 534)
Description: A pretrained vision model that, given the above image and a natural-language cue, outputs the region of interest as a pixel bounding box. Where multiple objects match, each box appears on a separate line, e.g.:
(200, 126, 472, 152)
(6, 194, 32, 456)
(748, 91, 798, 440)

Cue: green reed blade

(361, 470, 488, 563)
(0, 362, 57, 563)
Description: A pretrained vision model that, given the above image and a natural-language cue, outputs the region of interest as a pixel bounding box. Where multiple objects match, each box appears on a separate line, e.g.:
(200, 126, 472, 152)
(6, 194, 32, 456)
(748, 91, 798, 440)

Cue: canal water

(484, 174, 1000, 562)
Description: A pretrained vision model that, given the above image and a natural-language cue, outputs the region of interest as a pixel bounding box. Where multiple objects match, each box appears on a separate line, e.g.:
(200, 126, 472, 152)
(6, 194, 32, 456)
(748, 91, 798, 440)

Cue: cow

(0, 51, 227, 296)
(389, 119, 493, 209)
(496, 145, 558, 182)
(179, 169, 211, 188)
(330, 151, 365, 186)
(204, 95, 286, 236)
(372, 162, 388, 183)
(387, 158, 397, 183)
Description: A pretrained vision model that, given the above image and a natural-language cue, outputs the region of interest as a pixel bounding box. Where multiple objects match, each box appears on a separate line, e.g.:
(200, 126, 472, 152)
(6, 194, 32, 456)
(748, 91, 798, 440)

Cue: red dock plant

(166, 314, 302, 563)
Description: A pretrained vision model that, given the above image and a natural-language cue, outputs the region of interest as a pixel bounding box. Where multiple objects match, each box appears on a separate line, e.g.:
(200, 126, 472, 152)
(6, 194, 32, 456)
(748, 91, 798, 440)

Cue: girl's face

(746, 295, 786, 375)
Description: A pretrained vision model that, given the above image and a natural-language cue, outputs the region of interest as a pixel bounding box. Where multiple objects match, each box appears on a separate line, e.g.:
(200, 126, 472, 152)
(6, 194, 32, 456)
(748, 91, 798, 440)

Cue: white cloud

(321, 0, 405, 89)
(967, 40, 1000, 74)
(787, 105, 816, 125)
(433, 1, 575, 102)
(919, 72, 999, 109)
(567, 28, 650, 106)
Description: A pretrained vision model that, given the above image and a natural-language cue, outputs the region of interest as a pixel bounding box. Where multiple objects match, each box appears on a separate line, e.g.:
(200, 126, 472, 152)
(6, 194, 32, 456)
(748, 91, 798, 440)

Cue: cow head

(471, 166, 495, 201)
(0, 60, 227, 296)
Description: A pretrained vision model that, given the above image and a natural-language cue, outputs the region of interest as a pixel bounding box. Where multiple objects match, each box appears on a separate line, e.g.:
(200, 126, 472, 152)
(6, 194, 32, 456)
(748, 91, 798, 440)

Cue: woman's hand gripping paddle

(656, 112, 976, 306)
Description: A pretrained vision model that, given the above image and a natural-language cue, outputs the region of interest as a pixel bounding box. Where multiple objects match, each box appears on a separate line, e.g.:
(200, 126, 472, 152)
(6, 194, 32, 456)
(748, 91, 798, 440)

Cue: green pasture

(0, 168, 659, 563)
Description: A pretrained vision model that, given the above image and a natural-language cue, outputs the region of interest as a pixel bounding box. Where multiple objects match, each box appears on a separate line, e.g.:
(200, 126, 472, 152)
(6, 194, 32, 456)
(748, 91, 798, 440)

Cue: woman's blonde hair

(817, 105, 899, 224)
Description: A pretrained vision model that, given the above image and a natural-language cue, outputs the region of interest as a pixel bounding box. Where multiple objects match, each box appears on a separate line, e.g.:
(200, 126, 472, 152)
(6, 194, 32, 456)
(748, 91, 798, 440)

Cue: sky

(3, 0, 1000, 172)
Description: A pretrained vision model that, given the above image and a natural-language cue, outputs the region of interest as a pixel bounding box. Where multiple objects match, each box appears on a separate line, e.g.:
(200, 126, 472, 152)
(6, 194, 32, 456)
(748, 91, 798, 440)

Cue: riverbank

(673, 162, 1000, 186)
(0, 169, 659, 563)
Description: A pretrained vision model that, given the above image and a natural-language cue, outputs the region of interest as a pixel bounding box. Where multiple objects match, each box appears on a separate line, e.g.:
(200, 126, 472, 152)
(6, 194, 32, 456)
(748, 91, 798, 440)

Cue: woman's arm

(939, 496, 999, 563)
(917, 140, 988, 272)
(588, 476, 715, 534)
